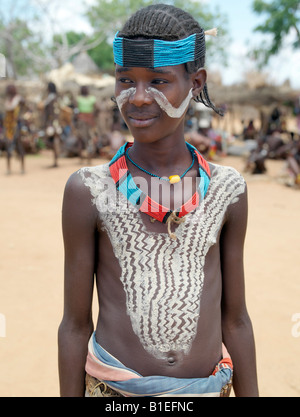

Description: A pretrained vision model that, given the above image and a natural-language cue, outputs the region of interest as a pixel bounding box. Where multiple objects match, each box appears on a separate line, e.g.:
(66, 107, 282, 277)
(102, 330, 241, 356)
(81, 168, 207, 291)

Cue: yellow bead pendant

(169, 175, 181, 184)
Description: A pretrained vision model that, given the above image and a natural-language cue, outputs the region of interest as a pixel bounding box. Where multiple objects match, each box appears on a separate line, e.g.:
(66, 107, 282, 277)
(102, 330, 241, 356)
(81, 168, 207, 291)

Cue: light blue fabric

(91, 333, 232, 397)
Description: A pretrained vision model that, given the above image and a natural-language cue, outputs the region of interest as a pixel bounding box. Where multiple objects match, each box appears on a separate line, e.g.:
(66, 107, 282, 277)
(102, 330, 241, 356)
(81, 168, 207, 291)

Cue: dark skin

(58, 63, 259, 397)
(4, 85, 26, 174)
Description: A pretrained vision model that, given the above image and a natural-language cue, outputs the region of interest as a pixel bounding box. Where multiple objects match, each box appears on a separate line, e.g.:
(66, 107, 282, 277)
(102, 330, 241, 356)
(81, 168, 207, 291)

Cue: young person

(75, 85, 99, 163)
(3, 84, 26, 174)
(40, 82, 61, 167)
(58, 4, 258, 397)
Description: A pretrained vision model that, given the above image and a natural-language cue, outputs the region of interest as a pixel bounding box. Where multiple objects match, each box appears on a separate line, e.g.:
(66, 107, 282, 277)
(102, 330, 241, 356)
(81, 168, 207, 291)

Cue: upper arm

(220, 184, 249, 324)
(61, 171, 98, 328)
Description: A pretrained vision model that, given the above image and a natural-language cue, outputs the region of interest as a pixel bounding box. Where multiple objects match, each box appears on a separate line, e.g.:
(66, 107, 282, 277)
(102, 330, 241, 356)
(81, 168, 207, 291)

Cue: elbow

(222, 309, 253, 335)
(58, 315, 94, 343)
(222, 312, 255, 350)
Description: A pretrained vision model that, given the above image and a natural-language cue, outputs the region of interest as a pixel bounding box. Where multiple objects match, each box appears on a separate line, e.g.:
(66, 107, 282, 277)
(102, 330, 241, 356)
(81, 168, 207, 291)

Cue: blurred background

(0, 0, 299, 166)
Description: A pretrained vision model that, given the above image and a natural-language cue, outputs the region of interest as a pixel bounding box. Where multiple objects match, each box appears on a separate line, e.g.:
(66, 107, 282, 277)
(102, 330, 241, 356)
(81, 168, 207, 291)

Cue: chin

(129, 132, 161, 145)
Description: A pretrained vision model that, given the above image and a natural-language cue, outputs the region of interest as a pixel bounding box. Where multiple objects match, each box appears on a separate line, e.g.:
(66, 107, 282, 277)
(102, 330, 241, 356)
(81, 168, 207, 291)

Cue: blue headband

(113, 31, 206, 68)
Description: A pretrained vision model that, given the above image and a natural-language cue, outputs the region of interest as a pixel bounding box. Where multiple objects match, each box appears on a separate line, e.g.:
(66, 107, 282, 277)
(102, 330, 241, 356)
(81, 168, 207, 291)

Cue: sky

(206, 0, 300, 88)
(1, 0, 300, 89)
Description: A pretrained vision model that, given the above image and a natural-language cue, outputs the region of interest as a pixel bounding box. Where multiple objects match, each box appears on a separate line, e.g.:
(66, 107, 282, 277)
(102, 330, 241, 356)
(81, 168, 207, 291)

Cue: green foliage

(52, 31, 114, 72)
(0, 18, 49, 77)
(251, 0, 300, 64)
(52, 31, 85, 48)
(87, 40, 115, 73)
(0, 0, 229, 77)
(86, 0, 154, 36)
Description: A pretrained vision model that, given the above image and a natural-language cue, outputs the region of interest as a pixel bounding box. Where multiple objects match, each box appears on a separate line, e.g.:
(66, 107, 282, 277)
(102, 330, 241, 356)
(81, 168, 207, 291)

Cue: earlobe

(192, 68, 207, 98)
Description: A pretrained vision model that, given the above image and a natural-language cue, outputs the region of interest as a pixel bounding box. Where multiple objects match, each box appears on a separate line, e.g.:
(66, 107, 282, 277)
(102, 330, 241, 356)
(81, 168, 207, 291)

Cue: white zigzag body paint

(79, 163, 246, 360)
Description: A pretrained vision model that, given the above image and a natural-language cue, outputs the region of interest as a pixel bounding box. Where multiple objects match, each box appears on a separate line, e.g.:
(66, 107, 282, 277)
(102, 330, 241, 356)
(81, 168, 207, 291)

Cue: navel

(166, 353, 177, 366)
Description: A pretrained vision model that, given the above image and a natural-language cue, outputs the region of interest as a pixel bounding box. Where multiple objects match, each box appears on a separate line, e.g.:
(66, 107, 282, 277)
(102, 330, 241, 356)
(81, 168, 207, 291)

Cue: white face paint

(115, 87, 193, 119)
(115, 88, 136, 112)
(146, 87, 193, 118)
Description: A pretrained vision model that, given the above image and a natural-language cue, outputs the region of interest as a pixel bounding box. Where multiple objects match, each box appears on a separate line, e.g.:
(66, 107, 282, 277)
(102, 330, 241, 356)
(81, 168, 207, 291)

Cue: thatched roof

(72, 52, 99, 75)
(210, 81, 299, 108)
(46, 63, 115, 99)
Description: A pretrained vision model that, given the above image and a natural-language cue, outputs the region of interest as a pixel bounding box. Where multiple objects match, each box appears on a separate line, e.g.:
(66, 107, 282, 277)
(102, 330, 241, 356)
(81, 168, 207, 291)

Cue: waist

(94, 302, 223, 378)
(85, 332, 233, 397)
(78, 112, 94, 121)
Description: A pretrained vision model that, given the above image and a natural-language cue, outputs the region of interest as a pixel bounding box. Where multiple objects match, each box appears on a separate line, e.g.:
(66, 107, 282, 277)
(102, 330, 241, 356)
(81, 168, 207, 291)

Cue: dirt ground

(0, 149, 299, 397)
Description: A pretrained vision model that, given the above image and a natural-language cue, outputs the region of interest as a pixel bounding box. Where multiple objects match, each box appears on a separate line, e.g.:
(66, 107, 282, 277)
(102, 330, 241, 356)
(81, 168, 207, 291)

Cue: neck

(129, 137, 191, 173)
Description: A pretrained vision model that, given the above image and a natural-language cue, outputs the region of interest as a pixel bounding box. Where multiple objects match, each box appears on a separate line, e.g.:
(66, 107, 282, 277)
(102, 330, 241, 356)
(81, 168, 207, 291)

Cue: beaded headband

(113, 28, 217, 68)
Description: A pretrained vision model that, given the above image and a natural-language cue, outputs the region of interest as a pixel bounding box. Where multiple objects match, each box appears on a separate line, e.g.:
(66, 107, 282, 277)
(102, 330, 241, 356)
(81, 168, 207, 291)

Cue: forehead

(115, 64, 187, 78)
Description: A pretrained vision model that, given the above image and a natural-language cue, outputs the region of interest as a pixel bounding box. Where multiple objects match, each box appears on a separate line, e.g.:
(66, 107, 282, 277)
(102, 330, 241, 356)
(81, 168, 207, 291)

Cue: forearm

(222, 314, 259, 397)
(58, 320, 94, 397)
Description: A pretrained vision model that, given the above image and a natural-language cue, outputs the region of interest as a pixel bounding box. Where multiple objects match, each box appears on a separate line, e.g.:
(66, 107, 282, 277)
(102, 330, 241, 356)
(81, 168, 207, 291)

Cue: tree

(87, 39, 115, 73)
(0, 0, 105, 78)
(0, 0, 229, 78)
(0, 2, 48, 78)
(251, 0, 300, 65)
(34, 0, 105, 69)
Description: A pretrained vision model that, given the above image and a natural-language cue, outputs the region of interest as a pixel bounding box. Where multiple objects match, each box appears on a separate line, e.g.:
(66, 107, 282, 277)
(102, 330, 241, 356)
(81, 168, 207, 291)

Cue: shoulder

(209, 162, 246, 193)
(77, 162, 110, 181)
(209, 161, 245, 180)
(76, 162, 111, 195)
(206, 164, 249, 238)
(205, 162, 247, 217)
(64, 162, 110, 202)
(62, 165, 112, 225)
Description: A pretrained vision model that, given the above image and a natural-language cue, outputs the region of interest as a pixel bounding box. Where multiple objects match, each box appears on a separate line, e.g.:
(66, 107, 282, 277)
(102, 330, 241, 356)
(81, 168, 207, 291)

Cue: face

(115, 64, 195, 144)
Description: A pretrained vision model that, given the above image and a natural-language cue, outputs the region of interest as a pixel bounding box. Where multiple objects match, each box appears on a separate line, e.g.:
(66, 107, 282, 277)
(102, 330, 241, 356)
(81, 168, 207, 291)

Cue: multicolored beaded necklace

(109, 142, 211, 227)
(125, 146, 195, 184)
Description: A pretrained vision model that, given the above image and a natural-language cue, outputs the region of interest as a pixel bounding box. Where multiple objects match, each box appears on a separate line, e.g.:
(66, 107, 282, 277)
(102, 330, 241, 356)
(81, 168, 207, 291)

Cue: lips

(127, 112, 158, 128)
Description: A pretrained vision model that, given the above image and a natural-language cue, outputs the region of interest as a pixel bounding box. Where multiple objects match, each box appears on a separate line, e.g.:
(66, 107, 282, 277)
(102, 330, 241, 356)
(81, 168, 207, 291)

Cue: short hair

(48, 82, 57, 94)
(118, 4, 223, 116)
(80, 86, 89, 96)
(5, 84, 17, 96)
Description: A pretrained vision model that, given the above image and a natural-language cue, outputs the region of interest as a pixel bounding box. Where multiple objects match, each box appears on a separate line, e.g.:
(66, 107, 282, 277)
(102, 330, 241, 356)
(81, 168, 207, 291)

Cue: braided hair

(118, 4, 223, 116)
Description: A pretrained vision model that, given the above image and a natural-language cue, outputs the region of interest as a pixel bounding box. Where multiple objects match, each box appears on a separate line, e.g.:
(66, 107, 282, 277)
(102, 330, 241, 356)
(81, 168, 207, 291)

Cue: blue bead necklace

(125, 147, 195, 184)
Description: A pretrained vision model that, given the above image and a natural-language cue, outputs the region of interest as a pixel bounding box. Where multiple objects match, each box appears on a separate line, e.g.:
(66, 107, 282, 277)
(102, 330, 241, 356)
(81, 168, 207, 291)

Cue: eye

(152, 79, 168, 85)
(118, 77, 133, 84)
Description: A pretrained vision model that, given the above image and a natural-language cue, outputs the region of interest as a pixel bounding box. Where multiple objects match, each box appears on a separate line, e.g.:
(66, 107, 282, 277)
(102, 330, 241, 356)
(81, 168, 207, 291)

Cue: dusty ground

(0, 149, 299, 397)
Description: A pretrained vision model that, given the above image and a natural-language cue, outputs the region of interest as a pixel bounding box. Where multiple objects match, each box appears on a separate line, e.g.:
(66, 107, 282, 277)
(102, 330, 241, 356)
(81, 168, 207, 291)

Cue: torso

(77, 95, 96, 114)
(79, 159, 245, 377)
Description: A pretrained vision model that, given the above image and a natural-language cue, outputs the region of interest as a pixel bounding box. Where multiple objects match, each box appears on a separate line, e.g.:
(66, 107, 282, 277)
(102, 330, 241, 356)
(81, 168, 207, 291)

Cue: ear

(191, 68, 207, 98)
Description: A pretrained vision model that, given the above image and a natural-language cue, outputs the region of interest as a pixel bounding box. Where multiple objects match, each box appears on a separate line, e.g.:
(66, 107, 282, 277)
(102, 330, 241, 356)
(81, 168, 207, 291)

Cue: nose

(128, 84, 152, 107)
